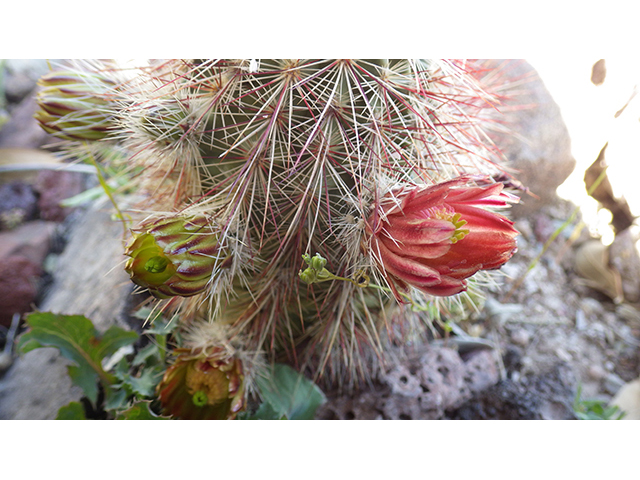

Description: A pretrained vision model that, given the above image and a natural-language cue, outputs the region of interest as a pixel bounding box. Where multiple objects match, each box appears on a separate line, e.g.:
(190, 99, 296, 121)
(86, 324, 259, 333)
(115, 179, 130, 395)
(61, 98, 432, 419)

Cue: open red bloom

(366, 175, 518, 301)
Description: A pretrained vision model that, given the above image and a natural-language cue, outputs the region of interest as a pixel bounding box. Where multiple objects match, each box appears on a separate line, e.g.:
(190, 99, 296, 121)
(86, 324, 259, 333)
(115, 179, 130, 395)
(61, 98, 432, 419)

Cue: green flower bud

(124, 215, 230, 299)
(34, 70, 118, 141)
(310, 254, 327, 272)
(299, 267, 317, 285)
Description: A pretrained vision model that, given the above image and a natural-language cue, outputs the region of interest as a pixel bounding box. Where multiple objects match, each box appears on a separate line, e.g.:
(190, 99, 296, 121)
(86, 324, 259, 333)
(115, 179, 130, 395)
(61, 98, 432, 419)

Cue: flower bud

(34, 70, 117, 141)
(366, 175, 518, 301)
(124, 215, 230, 298)
(157, 347, 245, 420)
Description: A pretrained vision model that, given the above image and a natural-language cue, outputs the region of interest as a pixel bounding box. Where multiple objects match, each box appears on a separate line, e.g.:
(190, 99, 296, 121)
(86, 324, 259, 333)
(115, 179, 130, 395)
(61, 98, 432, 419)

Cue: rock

(0, 255, 41, 327)
(0, 199, 134, 419)
(575, 309, 588, 331)
(34, 203, 133, 331)
(0, 93, 52, 149)
(591, 59, 606, 86)
(603, 372, 626, 395)
(483, 297, 524, 326)
(485, 60, 576, 215)
(314, 389, 385, 420)
(0, 220, 57, 267)
(510, 328, 531, 346)
(2, 59, 50, 105)
(449, 363, 577, 419)
(0, 221, 57, 327)
(33, 169, 85, 222)
(608, 229, 640, 303)
(0, 348, 83, 419)
(0, 351, 12, 373)
(587, 364, 607, 381)
(315, 344, 500, 420)
(610, 377, 640, 420)
(0, 181, 38, 229)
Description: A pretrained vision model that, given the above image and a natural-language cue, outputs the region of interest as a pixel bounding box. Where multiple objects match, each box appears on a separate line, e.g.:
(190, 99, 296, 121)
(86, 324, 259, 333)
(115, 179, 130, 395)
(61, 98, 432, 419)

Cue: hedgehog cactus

(36, 59, 520, 411)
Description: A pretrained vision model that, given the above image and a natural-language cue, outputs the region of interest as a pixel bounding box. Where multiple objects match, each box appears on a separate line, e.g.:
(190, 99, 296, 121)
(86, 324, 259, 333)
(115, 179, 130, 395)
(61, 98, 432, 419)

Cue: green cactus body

(40, 59, 517, 390)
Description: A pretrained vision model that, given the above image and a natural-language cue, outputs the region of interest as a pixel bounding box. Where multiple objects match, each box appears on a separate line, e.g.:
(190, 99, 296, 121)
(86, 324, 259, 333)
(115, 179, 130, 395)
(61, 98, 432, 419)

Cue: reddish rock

(33, 170, 85, 222)
(0, 255, 42, 327)
(0, 220, 57, 266)
(0, 220, 56, 326)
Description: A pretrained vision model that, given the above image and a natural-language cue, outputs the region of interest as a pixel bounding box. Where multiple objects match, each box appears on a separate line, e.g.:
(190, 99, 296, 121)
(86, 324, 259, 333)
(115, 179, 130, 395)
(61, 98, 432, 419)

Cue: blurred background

(529, 57, 640, 247)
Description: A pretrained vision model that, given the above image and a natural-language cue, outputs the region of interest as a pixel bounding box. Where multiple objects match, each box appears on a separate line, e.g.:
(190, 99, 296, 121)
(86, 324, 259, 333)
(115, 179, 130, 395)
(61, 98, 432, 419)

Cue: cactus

(36, 59, 519, 407)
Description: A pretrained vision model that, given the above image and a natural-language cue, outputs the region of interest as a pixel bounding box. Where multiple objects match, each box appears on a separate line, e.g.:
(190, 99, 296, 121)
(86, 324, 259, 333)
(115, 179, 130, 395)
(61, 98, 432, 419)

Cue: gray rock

(450, 363, 577, 420)
(608, 229, 640, 303)
(485, 60, 576, 215)
(0, 199, 133, 419)
(0, 92, 51, 149)
(3, 59, 51, 105)
(315, 344, 500, 420)
(604, 372, 626, 396)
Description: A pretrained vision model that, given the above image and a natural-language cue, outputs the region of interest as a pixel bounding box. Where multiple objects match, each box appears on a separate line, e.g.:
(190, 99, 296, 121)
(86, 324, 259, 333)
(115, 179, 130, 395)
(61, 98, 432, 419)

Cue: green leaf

(67, 364, 99, 405)
(56, 401, 87, 420)
(132, 342, 162, 367)
(116, 401, 169, 420)
(249, 401, 288, 420)
(123, 368, 163, 398)
(17, 312, 139, 405)
(143, 316, 180, 336)
(255, 364, 326, 420)
(103, 387, 129, 413)
(113, 356, 164, 399)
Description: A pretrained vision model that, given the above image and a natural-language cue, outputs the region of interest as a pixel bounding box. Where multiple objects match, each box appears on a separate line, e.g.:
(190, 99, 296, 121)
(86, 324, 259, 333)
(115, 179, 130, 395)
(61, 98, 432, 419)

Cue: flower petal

(445, 183, 505, 205)
(415, 275, 467, 296)
(396, 176, 470, 215)
(375, 238, 442, 287)
(383, 215, 455, 245)
(380, 234, 452, 259)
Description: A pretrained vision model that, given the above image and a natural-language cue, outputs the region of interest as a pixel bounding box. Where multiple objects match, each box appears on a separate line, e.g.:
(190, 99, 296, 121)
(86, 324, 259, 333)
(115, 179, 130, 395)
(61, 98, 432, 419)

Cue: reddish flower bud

(157, 347, 245, 420)
(366, 175, 518, 301)
(124, 215, 230, 299)
(34, 70, 118, 141)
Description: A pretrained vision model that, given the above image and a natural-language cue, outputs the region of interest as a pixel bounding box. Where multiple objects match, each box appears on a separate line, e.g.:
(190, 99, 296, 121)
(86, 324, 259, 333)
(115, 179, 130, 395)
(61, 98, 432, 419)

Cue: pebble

(575, 309, 588, 331)
(555, 348, 573, 362)
(510, 328, 531, 346)
(580, 297, 603, 318)
(484, 297, 524, 325)
(604, 372, 626, 395)
(587, 364, 607, 380)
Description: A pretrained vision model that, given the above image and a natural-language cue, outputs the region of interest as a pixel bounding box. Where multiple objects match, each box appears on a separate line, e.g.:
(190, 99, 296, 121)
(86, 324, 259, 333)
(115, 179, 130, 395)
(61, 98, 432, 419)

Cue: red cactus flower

(366, 175, 518, 301)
